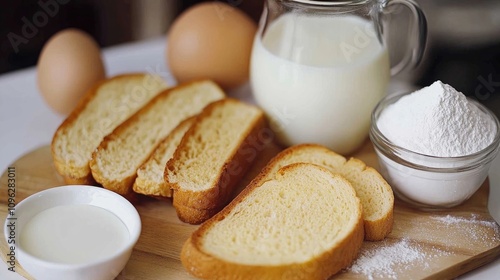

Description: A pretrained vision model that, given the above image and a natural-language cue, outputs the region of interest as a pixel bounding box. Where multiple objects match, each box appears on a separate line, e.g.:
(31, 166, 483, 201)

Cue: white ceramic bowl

(370, 92, 500, 209)
(3, 185, 141, 280)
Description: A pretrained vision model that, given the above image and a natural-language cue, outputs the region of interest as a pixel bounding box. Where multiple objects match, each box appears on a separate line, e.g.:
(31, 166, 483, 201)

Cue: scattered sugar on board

(431, 214, 500, 245)
(348, 238, 447, 279)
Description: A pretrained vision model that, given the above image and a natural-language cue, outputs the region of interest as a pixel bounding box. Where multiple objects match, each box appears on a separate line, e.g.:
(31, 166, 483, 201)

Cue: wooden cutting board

(1, 141, 500, 280)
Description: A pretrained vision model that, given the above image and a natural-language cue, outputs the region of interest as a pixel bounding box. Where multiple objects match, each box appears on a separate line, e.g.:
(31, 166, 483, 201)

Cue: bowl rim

(3, 185, 141, 270)
(370, 91, 500, 172)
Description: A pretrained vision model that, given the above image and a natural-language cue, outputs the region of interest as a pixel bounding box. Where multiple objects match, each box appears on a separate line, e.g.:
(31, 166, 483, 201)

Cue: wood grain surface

(1, 141, 500, 280)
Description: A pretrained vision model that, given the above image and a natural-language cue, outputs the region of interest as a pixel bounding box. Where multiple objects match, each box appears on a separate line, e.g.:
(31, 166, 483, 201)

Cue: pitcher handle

(382, 0, 427, 76)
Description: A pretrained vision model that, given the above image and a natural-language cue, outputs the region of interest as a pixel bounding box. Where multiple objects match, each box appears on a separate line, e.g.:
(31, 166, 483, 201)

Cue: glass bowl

(370, 92, 500, 209)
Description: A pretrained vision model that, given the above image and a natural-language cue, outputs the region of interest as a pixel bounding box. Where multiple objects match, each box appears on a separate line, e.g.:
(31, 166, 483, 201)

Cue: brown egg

(167, 2, 257, 90)
(37, 28, 105, 115)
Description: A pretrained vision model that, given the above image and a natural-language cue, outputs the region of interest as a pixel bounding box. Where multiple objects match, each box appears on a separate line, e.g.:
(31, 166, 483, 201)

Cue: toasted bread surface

(90, 80, 225, 196)
(51, 73, 168, 184)
(133, 117, 195, 198)
(253, 144, 394, 241)
(166, 98, 266, 224)
(181, 163, 364, 280)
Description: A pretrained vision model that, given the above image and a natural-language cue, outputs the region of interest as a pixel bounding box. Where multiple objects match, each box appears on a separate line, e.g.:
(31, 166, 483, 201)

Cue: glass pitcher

(250, 0, 427, 154)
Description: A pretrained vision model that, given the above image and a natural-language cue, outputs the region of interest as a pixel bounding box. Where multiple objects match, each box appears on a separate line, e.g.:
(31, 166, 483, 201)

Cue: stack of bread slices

(52, 73, 268, 221)
(180, 144, 394, 279)
(52, 73, 395, 279)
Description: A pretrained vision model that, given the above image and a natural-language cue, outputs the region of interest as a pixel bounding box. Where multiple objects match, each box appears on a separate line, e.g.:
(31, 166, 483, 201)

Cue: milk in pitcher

(251, 14, 390, 154)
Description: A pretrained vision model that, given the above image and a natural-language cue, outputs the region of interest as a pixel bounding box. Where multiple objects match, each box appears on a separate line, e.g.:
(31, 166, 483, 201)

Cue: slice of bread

(181, 163, 364, 279)
(132, 117, 195, 198)
(254, 144, 394, 241)
(165, 98, 265, 224)
(51, 73, 168, 184)
(90, 80, 225, 196)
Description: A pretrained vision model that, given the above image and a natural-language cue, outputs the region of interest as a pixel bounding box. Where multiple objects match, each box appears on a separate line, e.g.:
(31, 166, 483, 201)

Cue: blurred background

(1, 0, 499, 114)
(0, 0, 264, 74)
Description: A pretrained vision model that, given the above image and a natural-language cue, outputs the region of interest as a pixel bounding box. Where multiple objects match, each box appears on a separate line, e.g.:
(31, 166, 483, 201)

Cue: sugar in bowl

(370, 81, 500, 209)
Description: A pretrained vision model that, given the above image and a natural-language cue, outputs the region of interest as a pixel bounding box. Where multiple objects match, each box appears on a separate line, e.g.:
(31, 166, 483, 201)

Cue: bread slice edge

(169, 99, 266, 224)
(90, 79, 225, 196)
(181, 163, 364, 279)
(251, 143, 394, 241)
(133, 117, 197, 198)
(51, 73, 166, 184)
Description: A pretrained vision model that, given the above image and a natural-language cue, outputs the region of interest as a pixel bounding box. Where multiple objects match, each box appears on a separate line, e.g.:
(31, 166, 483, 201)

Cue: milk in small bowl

(4, 185, 141, 280)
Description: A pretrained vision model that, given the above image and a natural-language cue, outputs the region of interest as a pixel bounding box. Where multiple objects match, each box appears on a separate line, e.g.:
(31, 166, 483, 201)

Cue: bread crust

(362, 166, 394, 241)
(342, 157, 394, 241)
(60, 174, 96, 185)
(172, 202, 220, 224)
(168, 99, 266, 224)
(181, 163, 364, 280)
(51, 73, 163, 185)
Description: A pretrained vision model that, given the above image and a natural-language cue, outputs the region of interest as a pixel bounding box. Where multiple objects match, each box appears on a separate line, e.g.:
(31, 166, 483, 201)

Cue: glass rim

(370, 91, 500, 173)
(281, 0, 372, 6)
(280, 0, 371, 7)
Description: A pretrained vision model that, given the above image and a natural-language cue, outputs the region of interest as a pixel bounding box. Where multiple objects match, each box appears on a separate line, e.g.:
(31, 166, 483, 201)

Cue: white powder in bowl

(377, 80, 496, 157)
(373, 81, 499, 207)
